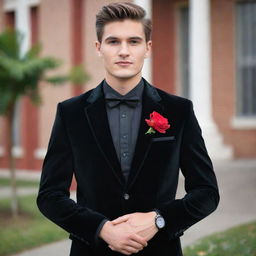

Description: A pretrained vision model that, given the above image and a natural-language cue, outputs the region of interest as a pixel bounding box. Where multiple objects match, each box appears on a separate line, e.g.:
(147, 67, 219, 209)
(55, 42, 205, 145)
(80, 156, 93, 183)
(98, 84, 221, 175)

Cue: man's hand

(111, 211, 158, 242)
(99, 220, 148, 255)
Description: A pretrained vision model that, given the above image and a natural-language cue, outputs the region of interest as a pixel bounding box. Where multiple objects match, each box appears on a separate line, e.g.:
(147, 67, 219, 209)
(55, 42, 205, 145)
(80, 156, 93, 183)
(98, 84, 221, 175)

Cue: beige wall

(38, 0, 72, 148)
(84, 0, 105, 91)
(211, 0, 235, 141)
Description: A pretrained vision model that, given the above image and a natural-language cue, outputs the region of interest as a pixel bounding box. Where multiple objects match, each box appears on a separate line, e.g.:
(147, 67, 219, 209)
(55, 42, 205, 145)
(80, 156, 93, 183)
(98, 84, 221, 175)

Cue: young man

(37, 2, 219, 256)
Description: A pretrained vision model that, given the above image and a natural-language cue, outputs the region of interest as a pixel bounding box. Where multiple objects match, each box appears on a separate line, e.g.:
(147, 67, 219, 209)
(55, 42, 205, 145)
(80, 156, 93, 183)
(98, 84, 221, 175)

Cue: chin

(112, 71, 140, 80)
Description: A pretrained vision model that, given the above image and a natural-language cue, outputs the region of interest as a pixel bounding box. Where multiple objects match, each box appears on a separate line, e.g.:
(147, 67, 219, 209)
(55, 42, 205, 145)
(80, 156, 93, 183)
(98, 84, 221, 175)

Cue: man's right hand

(99, 220, 148, 255)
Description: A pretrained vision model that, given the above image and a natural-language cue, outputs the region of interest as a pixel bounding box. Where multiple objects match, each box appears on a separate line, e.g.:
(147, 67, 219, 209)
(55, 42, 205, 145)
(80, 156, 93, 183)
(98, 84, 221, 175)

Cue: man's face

(95, 19, 152, 81)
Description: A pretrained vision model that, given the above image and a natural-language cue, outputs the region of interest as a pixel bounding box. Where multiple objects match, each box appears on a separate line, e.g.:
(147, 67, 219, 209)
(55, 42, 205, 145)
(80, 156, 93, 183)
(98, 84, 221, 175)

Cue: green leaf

(0, 56, 24, 80)
(24, 43, 42, 59)
(69, 64, 90, 85)
(145, 127, 156, 134)
(27, 88, 42, 106)
(0, 28, 22, 59)
(0, 91, 13, 115)
(44, 76, 69, 85)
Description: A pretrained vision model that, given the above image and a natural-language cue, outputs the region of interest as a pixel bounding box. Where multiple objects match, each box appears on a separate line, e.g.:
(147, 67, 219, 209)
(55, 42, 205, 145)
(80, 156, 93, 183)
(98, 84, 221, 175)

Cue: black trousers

(69, 236, 183, 256)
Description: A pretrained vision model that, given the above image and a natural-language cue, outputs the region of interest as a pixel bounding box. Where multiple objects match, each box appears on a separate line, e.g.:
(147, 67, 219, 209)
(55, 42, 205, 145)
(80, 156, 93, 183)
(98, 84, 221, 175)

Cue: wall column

(189, 0, 232, 159)
(133, 0, 152, 83)
(16, 0, 30, 56)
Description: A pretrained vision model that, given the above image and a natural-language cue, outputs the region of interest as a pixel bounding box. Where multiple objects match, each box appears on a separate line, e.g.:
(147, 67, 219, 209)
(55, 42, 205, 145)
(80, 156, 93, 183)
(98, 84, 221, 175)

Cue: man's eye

(130, 40, 139, 44)
(109, 40, 118, 44)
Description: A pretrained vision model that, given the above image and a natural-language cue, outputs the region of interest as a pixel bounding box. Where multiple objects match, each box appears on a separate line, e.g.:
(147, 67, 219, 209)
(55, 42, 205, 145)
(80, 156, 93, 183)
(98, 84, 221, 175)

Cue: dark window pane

(236, 1, 256, 116)
(179, 6, 190, 99)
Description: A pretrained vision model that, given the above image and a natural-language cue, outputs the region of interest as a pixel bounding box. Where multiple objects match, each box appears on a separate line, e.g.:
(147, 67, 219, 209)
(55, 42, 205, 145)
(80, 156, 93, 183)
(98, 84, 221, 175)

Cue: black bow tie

(105, 95, 140, 108)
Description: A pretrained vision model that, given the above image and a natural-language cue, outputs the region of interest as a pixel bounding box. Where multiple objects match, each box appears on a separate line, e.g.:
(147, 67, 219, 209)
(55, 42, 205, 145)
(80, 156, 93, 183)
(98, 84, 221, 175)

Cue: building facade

(0, 0, 255, 172)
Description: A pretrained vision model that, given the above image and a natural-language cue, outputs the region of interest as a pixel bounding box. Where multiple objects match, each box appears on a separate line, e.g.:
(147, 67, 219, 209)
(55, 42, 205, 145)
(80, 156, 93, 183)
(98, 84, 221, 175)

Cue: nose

(118, 42, 130, 57)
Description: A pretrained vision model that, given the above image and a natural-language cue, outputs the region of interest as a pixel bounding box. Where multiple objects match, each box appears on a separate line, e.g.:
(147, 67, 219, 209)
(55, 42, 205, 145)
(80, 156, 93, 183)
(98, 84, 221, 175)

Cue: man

(37, 2, 219, 256)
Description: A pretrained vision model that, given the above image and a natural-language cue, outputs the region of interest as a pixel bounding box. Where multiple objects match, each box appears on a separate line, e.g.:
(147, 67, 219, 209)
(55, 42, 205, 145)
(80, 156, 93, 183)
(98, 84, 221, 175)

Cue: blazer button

(124, 193, 130, 200)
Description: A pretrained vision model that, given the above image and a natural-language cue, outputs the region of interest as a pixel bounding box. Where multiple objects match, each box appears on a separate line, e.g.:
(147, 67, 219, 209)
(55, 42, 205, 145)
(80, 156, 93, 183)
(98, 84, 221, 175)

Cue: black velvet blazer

(37, 78, 219, 256)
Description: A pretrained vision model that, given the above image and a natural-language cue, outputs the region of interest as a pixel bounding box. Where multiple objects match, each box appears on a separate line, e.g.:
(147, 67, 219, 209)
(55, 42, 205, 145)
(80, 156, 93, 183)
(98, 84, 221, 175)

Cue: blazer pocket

(151, 136, 175, 142)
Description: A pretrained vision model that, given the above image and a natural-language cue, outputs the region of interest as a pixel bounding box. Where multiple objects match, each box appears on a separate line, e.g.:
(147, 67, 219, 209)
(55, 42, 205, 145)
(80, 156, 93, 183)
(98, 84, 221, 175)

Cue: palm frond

(24, 43, 42, 59)
(0, 56, 24, 80)
(69, 64, 90, 85)
(0, 28, 90, 115)
(0, 91, 13, 115)
(44, 75, 69, 85)
(0, 28, 23, 59)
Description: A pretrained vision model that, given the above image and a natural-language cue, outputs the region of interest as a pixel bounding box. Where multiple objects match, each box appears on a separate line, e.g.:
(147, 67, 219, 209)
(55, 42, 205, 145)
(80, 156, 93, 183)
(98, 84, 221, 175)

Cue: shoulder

(156, 87, 191, 106)
(152, 86, 193, 117)
(144, 78, 192, 109)
(61, 88, 94, 107)
(48, 85, 98, 125)
(56, 86, 95, 116)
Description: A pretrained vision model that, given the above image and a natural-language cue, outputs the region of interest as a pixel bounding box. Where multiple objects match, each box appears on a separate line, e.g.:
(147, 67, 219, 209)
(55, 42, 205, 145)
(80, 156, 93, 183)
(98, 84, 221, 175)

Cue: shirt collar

(103, 78, 144, 101)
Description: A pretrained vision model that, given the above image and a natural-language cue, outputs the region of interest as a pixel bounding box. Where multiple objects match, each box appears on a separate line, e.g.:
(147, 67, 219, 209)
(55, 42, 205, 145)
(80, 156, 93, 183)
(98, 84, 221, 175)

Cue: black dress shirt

(103, 78, 144, 180)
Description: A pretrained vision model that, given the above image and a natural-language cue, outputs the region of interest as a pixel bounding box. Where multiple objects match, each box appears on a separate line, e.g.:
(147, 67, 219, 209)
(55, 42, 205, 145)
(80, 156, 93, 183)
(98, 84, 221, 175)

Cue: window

(236, 1, 256, 117)
(178, 6, 190, 99)
(5, 11, 15, 28)
(30, 6, 39, 45)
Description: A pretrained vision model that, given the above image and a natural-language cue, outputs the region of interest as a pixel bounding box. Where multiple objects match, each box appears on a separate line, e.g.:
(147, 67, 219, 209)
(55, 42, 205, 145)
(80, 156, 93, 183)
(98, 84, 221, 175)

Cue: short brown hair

(96, 2, 152, 43)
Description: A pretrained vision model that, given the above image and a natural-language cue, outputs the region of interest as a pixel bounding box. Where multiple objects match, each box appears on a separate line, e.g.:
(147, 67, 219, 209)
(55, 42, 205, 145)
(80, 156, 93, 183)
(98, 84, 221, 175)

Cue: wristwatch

(154, 210, 165, 229)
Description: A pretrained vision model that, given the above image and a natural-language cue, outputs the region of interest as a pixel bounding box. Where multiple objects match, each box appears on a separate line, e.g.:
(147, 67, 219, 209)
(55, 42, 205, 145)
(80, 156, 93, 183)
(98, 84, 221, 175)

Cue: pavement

(0, 169, 40, 199)
(1, 159, 256, 256)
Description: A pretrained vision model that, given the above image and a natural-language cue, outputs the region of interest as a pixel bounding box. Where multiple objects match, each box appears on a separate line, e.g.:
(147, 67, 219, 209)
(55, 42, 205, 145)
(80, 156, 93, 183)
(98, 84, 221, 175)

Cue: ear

(145, 40, 152, 58)
(95, 41, 102, 57)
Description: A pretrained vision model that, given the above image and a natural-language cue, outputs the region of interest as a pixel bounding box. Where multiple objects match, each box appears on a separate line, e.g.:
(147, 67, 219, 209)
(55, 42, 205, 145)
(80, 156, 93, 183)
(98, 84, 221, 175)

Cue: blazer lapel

(126, 79, 164, 190)
(84, 81, 125, 186)
(84, 79, 164, 190)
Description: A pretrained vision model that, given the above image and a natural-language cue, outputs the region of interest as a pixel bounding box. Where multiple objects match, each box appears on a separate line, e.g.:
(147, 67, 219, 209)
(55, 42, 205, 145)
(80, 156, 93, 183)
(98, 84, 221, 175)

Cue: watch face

(156, 216, 165, 229)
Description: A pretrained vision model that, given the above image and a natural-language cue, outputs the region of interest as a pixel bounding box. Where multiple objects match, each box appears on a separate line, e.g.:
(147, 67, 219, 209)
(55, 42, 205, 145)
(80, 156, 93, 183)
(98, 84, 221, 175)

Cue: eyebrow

(104, 36, 144, 42)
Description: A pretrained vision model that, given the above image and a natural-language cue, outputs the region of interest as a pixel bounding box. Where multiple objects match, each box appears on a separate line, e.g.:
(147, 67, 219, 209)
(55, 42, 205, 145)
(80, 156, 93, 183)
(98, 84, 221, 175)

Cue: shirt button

(122, 152, 128, 157)
(121, 113, 126, 118)
(122, 134, 127, 139)
(124, 193, 130, 200)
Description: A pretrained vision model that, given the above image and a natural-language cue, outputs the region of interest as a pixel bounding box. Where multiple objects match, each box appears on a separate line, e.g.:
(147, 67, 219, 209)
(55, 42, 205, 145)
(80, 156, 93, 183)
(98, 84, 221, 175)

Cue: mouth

(115, 61, 133, 66)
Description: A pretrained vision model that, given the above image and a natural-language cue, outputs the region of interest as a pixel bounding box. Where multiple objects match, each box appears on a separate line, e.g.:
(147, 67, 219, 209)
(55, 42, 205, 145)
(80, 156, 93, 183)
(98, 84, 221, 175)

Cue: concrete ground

(1, 159, 255, 256)
(180, 159, 256, 247)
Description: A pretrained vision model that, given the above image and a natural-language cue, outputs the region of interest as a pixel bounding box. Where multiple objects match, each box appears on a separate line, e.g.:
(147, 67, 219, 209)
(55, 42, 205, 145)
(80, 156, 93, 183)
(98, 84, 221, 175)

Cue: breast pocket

(151, 136, 175, 142)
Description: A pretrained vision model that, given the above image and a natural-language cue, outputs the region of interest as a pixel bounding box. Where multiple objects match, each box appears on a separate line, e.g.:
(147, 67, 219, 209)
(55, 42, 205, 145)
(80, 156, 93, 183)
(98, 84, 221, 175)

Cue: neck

(105, 73, 142, 95)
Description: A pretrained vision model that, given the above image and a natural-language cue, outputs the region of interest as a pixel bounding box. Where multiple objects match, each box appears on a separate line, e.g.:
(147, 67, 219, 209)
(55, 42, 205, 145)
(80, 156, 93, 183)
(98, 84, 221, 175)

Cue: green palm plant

(0, 28, 89, 217)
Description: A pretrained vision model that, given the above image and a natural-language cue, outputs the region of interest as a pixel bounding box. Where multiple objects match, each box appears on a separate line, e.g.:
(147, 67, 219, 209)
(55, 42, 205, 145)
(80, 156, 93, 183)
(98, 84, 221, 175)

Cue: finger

(132, 233, 148, 247)
(125, 239, 144, 250)
(121, 250, 132, 255)
(112, 214, 130, 224)
(108, 245, 115, 250)
(123, 245, 140, 254)
(111, 215, 130, 225)
(109, 245, 133, 255)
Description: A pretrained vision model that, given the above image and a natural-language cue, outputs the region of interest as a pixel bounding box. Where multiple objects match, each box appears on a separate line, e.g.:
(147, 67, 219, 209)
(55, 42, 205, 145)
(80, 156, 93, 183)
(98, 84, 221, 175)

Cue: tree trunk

(6, 103, 19, 218)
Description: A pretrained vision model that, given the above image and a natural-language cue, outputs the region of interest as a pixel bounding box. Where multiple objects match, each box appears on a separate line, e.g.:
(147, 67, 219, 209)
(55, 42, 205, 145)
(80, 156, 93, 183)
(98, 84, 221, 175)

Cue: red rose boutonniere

(145, 111, 170, 134)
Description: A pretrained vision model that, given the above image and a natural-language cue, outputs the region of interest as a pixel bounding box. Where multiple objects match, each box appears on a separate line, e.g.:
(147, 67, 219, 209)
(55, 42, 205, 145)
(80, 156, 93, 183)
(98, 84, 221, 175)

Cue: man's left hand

(111, 212, 158, 242)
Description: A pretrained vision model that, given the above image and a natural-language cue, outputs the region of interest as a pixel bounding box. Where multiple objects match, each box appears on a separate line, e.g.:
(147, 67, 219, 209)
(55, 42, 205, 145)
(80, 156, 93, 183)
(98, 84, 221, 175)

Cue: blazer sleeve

(36, 103, 107, 247)
(157, 100, 220, 240)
